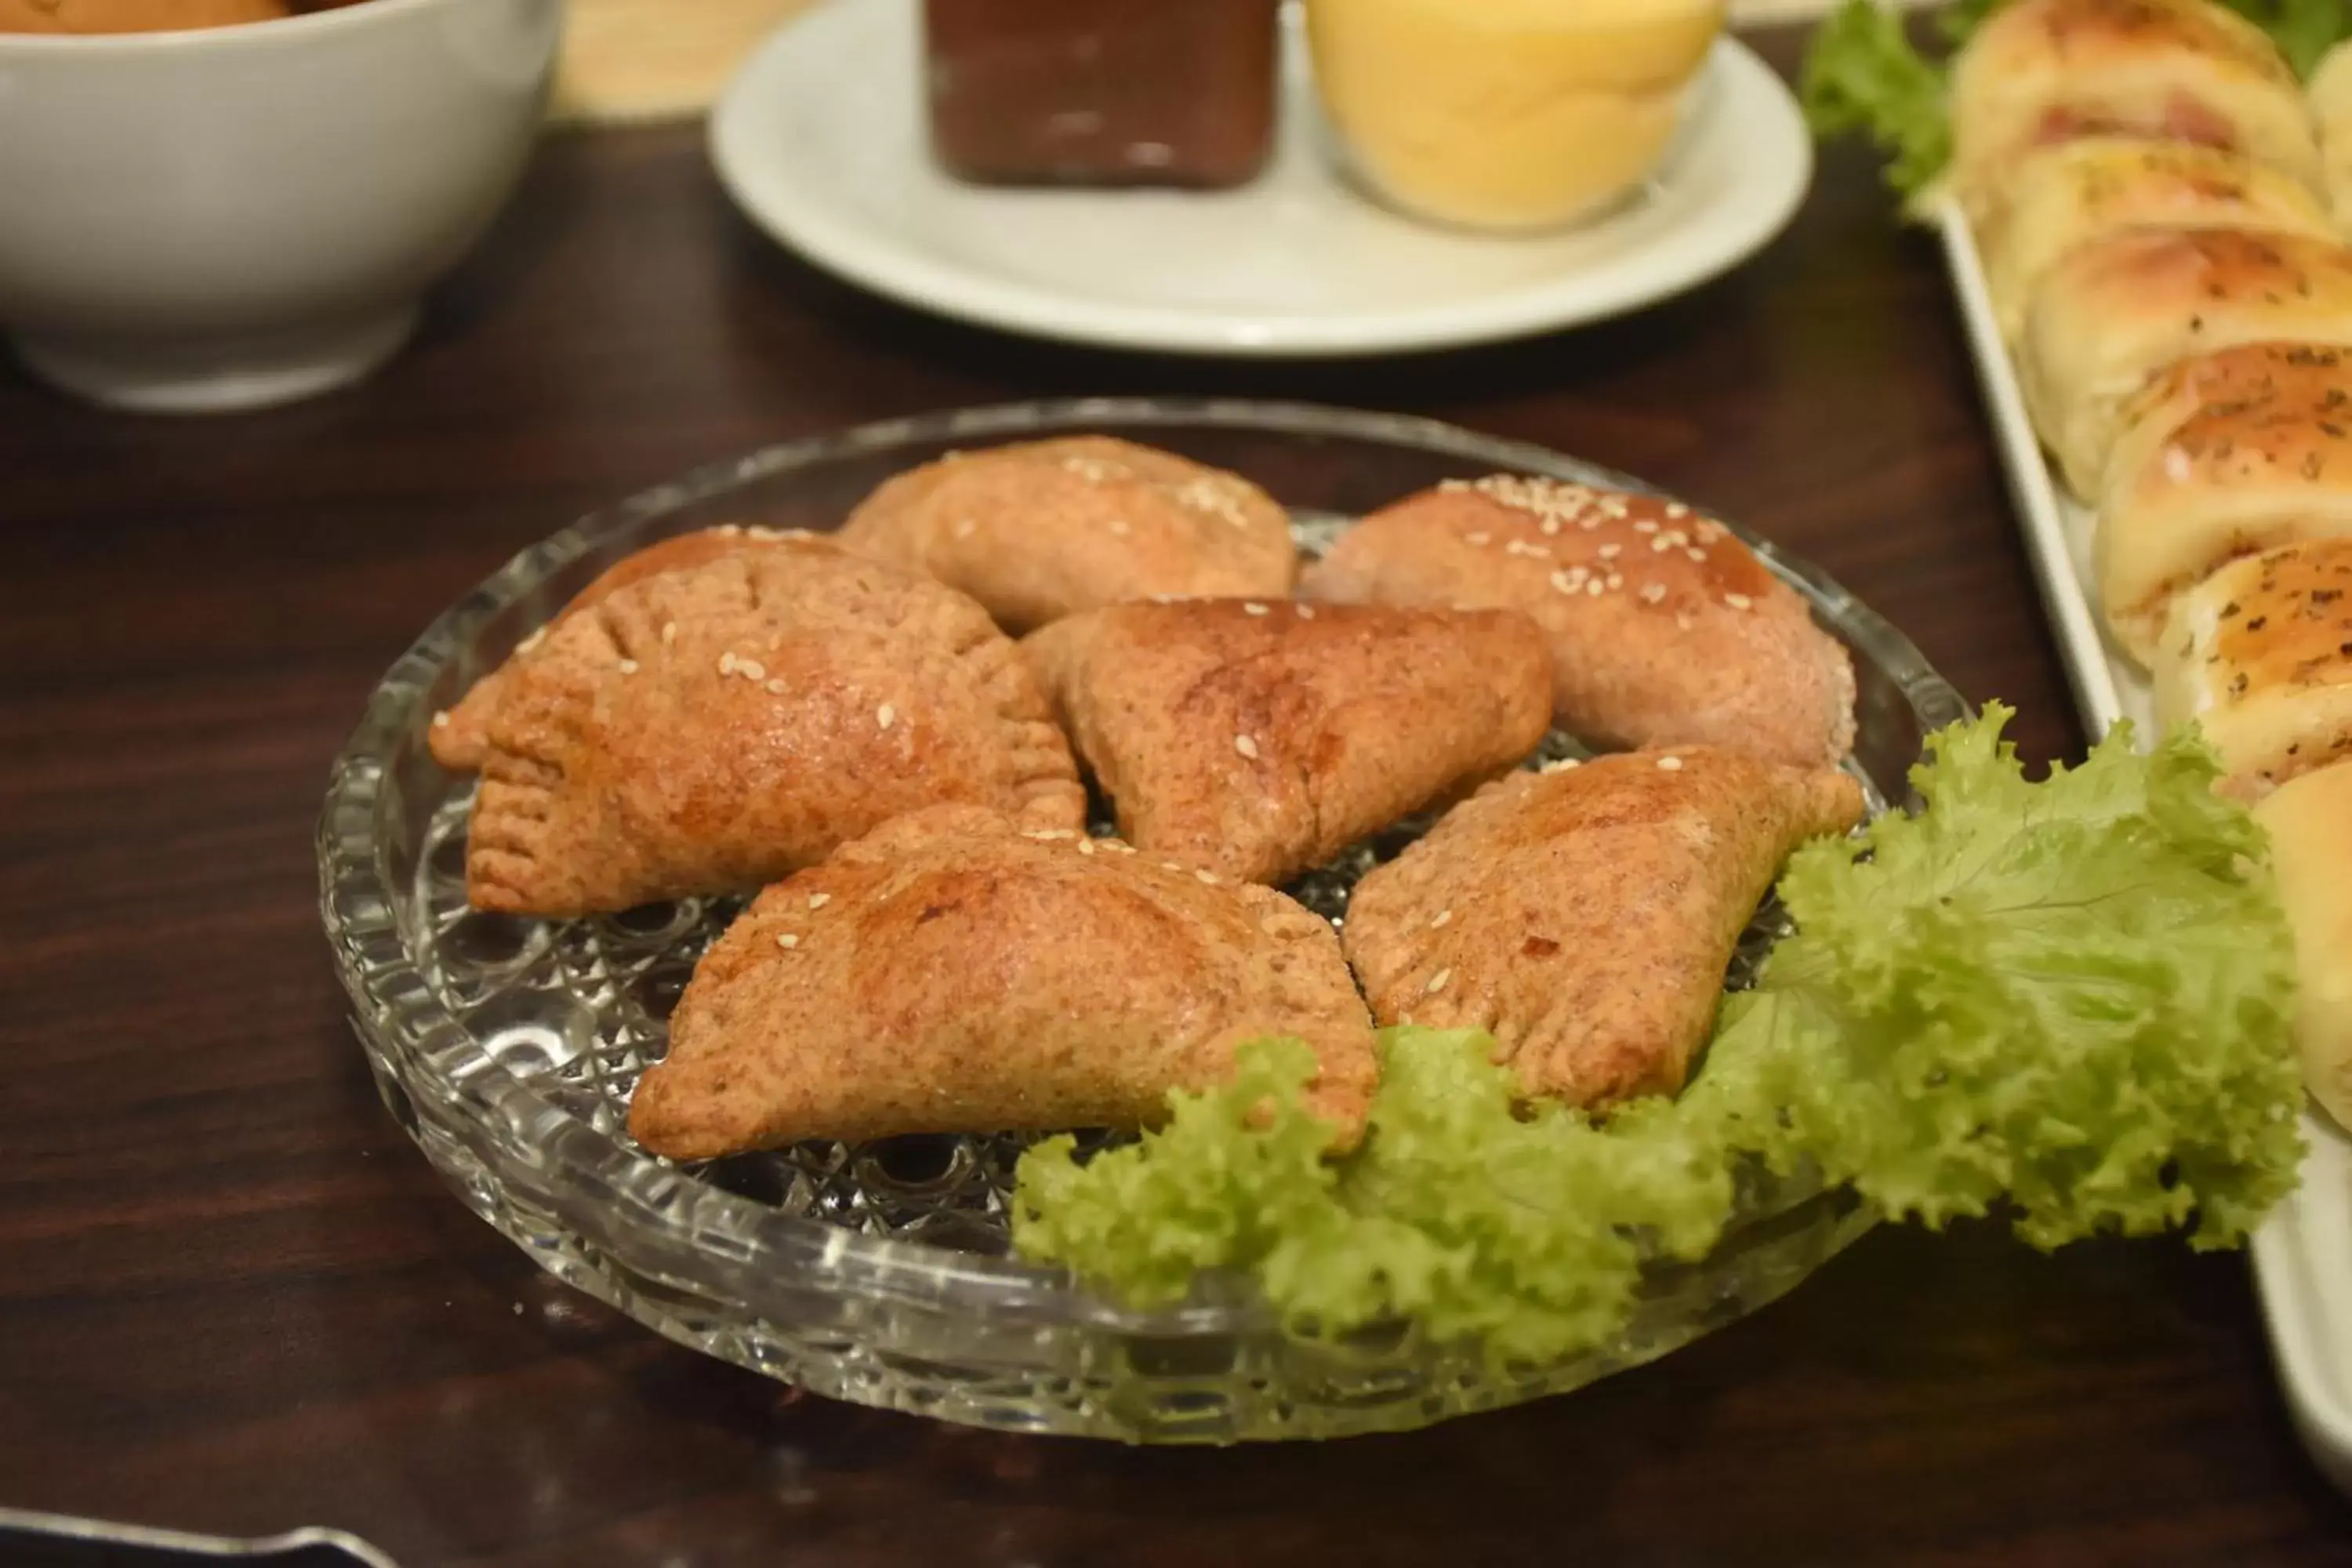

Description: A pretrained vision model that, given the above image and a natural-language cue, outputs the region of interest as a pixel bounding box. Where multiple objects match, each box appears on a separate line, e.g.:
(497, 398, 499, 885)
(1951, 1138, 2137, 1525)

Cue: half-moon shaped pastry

(430, 524, 810, 771)
(1947, 0, 2320, 220)
(1298, 477, 1856, 768)
(1978, 138, 2335, 344)
(2016, 228, 2352, 499)
(837, 436, 1298, 633)
(466, 540, 1087, 916)
(1022, 598, 1553, 886)
(2151, 540, 2352, 799)
(626, 804, 1380, 1158)
(2099, 344, 2352, 662)
(1341, 748, 1864, 1109)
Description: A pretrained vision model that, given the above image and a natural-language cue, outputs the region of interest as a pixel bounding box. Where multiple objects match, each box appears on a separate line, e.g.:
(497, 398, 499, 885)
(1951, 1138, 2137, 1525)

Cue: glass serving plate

(319, 399, 1968, 1443)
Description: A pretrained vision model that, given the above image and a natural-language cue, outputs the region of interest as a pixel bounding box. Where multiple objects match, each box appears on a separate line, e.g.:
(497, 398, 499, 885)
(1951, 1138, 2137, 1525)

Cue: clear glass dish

(318, 399, 1968, 1444)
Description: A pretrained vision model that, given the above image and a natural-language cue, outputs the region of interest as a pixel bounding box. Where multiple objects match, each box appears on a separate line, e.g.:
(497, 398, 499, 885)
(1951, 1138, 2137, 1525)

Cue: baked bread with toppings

(1022, 597, 1553, 886)
(1298, 476, 1856, 768)
(626, 804, 1379, 1158)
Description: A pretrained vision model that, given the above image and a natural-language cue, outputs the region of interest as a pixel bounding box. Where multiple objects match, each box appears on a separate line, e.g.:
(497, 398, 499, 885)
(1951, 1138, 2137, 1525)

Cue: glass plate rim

(318, 396, 1969, 1341)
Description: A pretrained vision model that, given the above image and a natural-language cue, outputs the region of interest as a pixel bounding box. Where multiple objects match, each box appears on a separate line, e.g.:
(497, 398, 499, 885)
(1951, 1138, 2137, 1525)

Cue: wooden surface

(5, 27, 2351, 1568)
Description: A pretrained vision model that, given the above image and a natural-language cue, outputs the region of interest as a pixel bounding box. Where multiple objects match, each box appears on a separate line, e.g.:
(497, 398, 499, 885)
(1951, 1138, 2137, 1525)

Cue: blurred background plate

(706, 0, 1813, 358)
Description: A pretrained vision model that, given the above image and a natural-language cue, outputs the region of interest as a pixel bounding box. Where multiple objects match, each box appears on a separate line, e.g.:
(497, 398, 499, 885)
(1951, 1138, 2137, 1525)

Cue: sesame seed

(746, 524, 787, 541)
(1541, 757, 1582, 773)
(877, 703, 896, 731)
(1077, 838, 1098, 855)
(1465, 532, 1492, 546)
(1634, 520, 1659, 535)
(716, 524, 744, 538)
(1195, 869, 1220, 885)
(737, 657, 767, 681)
(808, 893, 830, 909)
(1578, 517, 1602, 531)
(1584, 579, 1604, 597)
(1108, 518, 1131, 536)
(1243, 602, 1269, 616)
(1640, 583, 1668, 604)
(1425, 967, 1452, 995)
(765, 678, 787, 695)
(1651, 538, 1672, 553)
(518, 627, 548, 655)
(431, 711, 451, 729)
(953, 518, 978, 539)
(1430, 909, 1453, 929)
(1551, 570, 1580, 595)
(1657, 756, 1685, 771)
(775, 932, 800, 950)
(1161, 861, 1187, 872)
(718, 652, 738, 675)
(618, 659, 640, 674)
(1541, 519, 1562, 536)
(1296, 604, 1316, 619)
(1029, 829, 1076, 841)
(1675, 613, 1697, 632)
(1686, 548, 1708, 563)
(1599, 543, 1622, 560)
(1235, 734, 1261, 759)
(1724, 593, 1753, 611)
(661, 622, 677, 646)
(1606, 575, 1624, 590)
(1665, 503, 1690, 519)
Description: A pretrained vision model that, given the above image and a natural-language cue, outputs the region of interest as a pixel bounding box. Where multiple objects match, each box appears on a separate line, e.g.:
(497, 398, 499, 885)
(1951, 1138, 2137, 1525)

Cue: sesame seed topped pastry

(837, 436, 1298, 633)
(1947, 0, 2321, 221)
(2095, 343, 2352, 662)
(626, 804, 1380, 1159)
(2016, 228, 2352, 500)
(464, 539, 1085, 917)
(1022, 598, 1553, 887)
(2151, 539, 2352, 800)
(1298, 477, 1857, 769)
(1976, 138, 2336, 346)
(1341, 749, 1866, 1109)
(431, 524, 814, 772)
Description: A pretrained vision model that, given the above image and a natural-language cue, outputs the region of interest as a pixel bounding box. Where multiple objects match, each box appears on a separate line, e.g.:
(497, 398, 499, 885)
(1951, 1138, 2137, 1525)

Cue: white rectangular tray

(1939, 204, 2352, 1494)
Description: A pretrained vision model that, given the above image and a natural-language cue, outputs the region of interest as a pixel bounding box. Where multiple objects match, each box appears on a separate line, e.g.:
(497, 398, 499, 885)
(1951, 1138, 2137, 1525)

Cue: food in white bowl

(0, 0, 562, 413)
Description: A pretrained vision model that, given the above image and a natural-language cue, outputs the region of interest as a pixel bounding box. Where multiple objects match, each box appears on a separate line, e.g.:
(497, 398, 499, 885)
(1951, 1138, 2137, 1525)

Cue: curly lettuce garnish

(1802, 0, 2352, 205)
(1014, 706, 2302, 1362)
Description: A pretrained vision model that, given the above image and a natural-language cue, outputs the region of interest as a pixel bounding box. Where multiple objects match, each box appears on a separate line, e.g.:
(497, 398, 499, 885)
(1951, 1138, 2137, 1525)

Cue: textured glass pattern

(321, 401, 1968, 1443)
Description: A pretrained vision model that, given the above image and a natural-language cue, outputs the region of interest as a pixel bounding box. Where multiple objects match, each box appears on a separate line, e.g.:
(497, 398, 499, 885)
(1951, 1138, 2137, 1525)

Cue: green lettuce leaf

(1013, 706, 2303, 1362)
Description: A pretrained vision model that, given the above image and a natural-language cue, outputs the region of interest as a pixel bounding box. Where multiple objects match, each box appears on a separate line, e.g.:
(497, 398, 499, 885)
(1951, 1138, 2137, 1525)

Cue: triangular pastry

(837, 436, 1298, 633)
(626, 804, 1379, 1158)
(1341, 748, 1864, 1108)
(465, 540, 1086, 916)
(1022, 598, 1553, 885)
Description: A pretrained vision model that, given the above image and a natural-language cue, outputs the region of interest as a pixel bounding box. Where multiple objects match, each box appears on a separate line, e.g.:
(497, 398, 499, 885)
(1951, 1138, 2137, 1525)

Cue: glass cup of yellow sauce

(1306, 0, 1728, 234)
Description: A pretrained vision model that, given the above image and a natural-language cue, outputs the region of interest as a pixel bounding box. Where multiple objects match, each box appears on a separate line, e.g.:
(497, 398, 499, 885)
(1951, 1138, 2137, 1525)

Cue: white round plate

(709, 0, 1814, 358)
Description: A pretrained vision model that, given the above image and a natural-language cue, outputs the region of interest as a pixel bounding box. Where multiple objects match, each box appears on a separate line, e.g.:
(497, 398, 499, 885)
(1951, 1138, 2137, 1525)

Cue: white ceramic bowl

(0, 0, 563, 414)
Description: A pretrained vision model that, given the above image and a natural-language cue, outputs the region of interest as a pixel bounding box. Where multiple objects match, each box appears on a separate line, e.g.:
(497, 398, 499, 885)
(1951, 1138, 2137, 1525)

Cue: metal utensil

(0, 1508, 401, 1568)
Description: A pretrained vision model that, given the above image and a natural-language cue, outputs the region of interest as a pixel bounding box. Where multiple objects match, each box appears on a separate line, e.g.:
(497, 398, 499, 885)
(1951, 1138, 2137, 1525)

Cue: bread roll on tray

(1949, 0, 2321, 220)
(2017, 229, 2352, 499)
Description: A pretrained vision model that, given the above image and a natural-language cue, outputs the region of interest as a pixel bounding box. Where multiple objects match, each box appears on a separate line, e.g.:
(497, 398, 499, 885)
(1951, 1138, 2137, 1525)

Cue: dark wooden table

(7, 27, 2351, 1567)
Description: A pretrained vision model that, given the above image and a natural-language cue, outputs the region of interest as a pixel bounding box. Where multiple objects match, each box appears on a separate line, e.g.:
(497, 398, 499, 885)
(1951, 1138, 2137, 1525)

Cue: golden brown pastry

(2311, 40, 2352, 223)
(1947, 0, 2321, 218)
(2151, 540, 2352, 797)
(432, 524, 812, 771)
(1022, 598, 1552, 886)
(626, 804, 1380, 1158)
(837, 436, 1298, 633)
(0, 0, 289, 31)
(466, 539, 1086, 916)
(1298, 477, 1856, 768)
(2251, 764, 2352, 1131)
(2097, 345, 2352, 662)
(2016, 229, 2352, 498)
(1978, 138, 2335, 343)
(1341, 749, 1865, 1109)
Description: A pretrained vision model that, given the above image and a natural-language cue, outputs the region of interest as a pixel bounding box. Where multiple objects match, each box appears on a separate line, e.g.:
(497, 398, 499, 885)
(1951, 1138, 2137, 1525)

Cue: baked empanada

(837, 436, 1298, 633)
(1022, 598, 1552, 886)
(626, 804, 1379, 1157)
(431, 524, 810, 771)
(466, 540, 1086, 916)
(1342, 748, 1864, 1109)
(1300, 477, 1856, 768)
